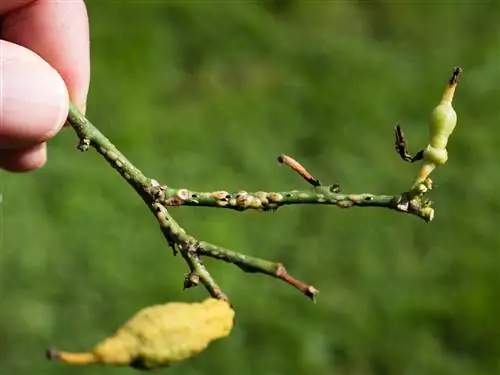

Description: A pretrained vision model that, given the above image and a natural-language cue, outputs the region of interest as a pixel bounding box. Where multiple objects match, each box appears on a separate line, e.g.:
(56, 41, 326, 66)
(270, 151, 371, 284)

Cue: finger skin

(1, 0, 90, 113)
(0, 40, 70, 149)
(0, 0, 33, 14)
(0, 0, 90, 172)
(0, 143, 47, 172)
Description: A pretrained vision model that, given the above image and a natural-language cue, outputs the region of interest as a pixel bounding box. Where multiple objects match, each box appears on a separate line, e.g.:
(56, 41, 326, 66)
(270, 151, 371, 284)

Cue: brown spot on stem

(176, 189, 190, 201)
(165, 197, 184, 206)
(267, 192, 283, 203)
(211, 191, 230, 200)
(337, 200, 353, 208)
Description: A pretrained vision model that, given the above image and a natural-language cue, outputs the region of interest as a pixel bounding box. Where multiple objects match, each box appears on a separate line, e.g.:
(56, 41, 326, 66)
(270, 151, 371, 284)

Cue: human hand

(0, 0, 90, 172)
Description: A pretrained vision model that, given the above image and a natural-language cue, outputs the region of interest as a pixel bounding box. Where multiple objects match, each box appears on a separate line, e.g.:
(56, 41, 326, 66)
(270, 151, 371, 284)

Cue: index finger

(1, 0, 90, 113)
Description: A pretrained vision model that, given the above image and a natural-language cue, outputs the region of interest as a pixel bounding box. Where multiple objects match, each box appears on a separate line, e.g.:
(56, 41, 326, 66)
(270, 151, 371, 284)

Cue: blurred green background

(2, 1, 500, 375)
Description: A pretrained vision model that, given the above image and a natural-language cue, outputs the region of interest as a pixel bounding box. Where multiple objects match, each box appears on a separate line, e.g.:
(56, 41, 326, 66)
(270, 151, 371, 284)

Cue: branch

(155, 185, 433, 219)
(65, 103, 435, 302)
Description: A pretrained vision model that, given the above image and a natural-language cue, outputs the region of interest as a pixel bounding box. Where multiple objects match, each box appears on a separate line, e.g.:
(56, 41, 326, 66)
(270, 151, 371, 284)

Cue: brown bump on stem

(106, 150, 118, 160)
(244, 195, 254, 208)
(165, 197, 184, 206)
(254, 191, 269, 204)
(248, 197, 262, 209)
(211, 191, 230, 200)
(277, 154, 321, 187)
(235, 191, 249, 206)
(216, 199, 229, 207)
(275, 264, 318, 301)
(337, 200, 353, 209)
(267, 192, 283, 203)
(176, 189, 190, 201)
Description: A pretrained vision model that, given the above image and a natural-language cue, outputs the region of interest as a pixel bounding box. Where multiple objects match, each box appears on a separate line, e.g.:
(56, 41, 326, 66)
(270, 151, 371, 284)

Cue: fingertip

(2, 0, 90, 115)
(0, 142, 47, 173)
(0, 41, 70, 149)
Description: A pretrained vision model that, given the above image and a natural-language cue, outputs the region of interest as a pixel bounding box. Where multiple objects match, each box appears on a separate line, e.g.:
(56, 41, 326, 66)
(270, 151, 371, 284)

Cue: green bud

(413, 67, 461, 187)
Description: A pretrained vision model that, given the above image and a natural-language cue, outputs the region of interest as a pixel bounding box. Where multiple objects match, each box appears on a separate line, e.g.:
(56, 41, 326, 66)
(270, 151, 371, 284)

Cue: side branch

(394, 124, 424, 163)
(156, 186, 433, 221)
(153, 202, 318, 301)
(277, 154, 321, 187)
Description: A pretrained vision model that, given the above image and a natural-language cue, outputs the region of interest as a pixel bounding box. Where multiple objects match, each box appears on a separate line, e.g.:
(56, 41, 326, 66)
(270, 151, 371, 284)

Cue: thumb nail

(0, 41, 69, 149)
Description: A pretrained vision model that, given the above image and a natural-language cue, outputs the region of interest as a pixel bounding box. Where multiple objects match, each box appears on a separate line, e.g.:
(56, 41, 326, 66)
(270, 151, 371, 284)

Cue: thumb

(0, 40, 69, 150)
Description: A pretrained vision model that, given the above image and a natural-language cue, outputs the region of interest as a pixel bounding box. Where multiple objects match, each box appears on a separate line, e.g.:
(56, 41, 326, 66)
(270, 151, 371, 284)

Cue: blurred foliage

(1, 1, 500, 375)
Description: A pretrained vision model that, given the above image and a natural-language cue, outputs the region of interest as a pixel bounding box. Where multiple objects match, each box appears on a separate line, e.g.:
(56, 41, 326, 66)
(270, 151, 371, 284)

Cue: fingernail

(0, 42, 69, 149)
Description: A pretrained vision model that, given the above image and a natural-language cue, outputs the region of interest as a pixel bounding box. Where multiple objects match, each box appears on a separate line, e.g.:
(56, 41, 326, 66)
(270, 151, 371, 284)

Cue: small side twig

(278, 154, 321, 187)
(152, 202, 317, 301)
(394, 124, 424, 163)
(154, 185, 430, 220)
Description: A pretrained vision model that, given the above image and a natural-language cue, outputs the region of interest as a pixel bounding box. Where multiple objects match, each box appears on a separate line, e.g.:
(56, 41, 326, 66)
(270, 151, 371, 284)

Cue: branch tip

(278, 154, 321, 187)
(276, 264, 318, 301)
(450, 66, 462, 85)
(46, 348, 60, 361)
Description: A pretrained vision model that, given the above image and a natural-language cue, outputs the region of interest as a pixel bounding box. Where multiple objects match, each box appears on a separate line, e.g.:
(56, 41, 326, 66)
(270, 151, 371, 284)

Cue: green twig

(65, 103, 434, 302)
(156, 186, 433, 220)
